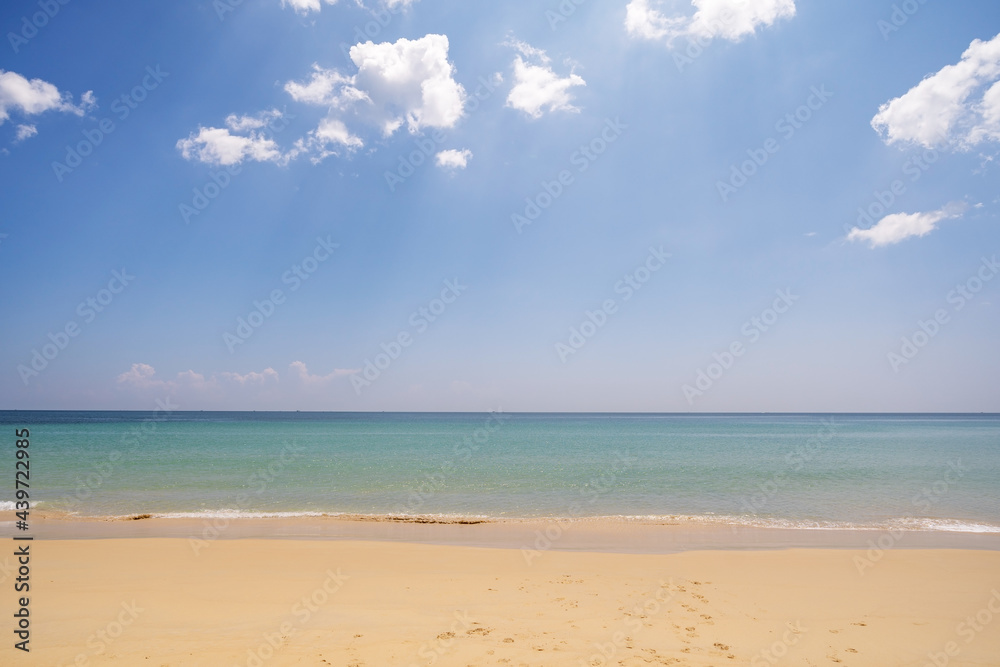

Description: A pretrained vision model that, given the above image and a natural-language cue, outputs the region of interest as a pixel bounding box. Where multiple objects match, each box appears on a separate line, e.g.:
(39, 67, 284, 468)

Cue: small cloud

(116, 363, 163, 388)
(872, 32, 1000, 150)
(281, 0, 337, 14)
(847, 202, 966, 248)
(288, 361, 358, 388)
(504, 39, 585, 118)
(176, 126, 286, 166)
(14, 124, 36, 142)
(0, 70, 95, 137)
(625, 0, 796, 45)
(804, 231, 817, 237)
(435, 148, 471, 170)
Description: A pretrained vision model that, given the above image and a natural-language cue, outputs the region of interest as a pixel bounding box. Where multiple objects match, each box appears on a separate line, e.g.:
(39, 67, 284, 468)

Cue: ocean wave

(151, 510, 329, 520)
(585, 514, 1000, 533)
(55, 509, 1000, 533)
(0, 501, 38, 511)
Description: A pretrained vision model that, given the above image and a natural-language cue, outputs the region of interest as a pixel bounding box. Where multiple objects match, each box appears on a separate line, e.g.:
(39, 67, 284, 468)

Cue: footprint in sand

(466, 627, 492, 636)
(851, 622, 867, 627)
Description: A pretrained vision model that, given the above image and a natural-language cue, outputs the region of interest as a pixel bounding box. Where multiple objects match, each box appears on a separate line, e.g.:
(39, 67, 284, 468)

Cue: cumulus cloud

(435, 148, 471, 170)
(350, 34, 466, 134)
(871, 33, 1000, 150)
(847, 203, 966, 248)
(505, 40, 585, 118)
(0, 70, 95, 133)
(176, 109, 292, 166)
(625, 0, 795, 44)
(280, 34, 465, 160)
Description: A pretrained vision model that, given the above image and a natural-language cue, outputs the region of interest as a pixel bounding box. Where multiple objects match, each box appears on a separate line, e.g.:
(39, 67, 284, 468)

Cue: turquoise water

(3, 412, 999, 531)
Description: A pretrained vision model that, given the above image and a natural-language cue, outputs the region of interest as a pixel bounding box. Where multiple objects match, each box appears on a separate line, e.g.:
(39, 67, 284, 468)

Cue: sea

(3, 411, 999, 533)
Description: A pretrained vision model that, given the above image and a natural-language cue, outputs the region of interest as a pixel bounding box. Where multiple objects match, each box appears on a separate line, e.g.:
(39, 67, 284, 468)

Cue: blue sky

(1, 0, 998, 411)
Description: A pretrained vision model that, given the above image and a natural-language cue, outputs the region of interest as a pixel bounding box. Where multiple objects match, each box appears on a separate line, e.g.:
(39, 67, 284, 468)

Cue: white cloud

(349, 34, 466, 134)
(281, 0, 337, 14)
(176, 109, 292, 166)
(179, 35, 463, 166)
(285, 65, 362, 108)
(872, 33, 1000, 150)
(176, 127, 284, 166)
(0, 70, 95, 130)
(278, 35, 465, 161)
(116, 363, 162, 389)
(282, 0, 414, 12)
(625, 0, 795, 44)
(289, 361, 358, 386)
(117, 362, 353, 394)
(224, 108, 285, 132)
(14, 124, 37, 142)
(505, 40, 585, 118)
(847, 203, 966, 248)
(436, 148, 471, 169)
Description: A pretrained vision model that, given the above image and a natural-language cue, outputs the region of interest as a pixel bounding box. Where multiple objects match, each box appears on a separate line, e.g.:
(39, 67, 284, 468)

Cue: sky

(0, 0, 998, 412)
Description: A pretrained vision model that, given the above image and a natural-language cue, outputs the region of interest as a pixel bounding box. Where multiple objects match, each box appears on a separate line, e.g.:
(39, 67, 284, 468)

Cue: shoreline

(12, 513, 1000, 554)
